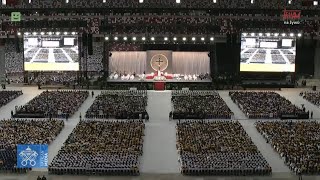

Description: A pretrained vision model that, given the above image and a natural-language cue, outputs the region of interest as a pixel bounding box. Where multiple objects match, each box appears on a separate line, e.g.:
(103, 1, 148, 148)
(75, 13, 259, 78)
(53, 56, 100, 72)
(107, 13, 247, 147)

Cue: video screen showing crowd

(23, 33, 79, 71)
(240, 33, 296, 72)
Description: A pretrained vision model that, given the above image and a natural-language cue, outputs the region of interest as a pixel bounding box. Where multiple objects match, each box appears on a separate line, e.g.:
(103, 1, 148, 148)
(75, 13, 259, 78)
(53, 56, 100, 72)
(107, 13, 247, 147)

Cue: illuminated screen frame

(23, 34, 79, 71)
(240, 34, 296, 72)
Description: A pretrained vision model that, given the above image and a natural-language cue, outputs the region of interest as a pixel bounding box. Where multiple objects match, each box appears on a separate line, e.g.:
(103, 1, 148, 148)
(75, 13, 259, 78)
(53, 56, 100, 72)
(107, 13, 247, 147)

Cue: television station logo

(283, 9, 301, 25)
(17, 144, 48, 168)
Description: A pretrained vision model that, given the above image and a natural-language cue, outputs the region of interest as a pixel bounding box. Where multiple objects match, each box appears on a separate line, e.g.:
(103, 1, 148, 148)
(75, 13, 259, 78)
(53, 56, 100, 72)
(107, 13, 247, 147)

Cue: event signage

(283, 9, 301, 25)
(17, 144, 48, 168)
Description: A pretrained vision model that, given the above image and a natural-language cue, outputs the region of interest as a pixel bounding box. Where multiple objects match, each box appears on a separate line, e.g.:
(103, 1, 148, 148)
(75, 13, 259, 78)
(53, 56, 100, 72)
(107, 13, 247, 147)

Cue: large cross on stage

(156, 56, 163, 71)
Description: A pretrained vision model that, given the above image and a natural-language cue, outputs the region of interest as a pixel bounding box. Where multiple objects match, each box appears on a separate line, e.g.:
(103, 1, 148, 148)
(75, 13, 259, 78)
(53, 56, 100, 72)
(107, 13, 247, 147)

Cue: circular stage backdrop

(150, 54, 169, 71)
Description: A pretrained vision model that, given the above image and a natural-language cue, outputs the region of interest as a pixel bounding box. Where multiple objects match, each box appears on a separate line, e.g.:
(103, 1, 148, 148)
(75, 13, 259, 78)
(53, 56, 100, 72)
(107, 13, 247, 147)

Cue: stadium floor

(1, 87, 320, 180)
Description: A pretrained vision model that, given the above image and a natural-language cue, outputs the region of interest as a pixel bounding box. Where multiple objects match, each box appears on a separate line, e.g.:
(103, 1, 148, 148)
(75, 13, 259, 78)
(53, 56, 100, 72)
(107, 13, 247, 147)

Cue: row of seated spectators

(14, 90, 89, 118)
(0, 119, 64, 172)
(256, 121, 320, 175)
(49, 120, 144, 175)
(1, 0, 319, 9)
(33, 72, 77, 85)
(229, 91, 307, 119)
(0, 90, 22, 108)
(86, 90, 148, 119)
(176, 120, 271, 175)
(301, 91, 320, 107)
(171, 90, 232, 119)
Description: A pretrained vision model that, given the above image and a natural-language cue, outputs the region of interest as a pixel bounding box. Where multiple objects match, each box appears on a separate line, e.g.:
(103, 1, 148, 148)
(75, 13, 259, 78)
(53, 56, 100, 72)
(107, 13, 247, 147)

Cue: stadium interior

(1, 0, 320, 180)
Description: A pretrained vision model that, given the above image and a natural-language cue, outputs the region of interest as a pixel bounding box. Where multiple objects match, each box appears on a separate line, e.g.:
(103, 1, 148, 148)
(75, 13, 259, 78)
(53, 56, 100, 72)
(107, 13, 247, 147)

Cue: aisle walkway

(218, 91, 291, 175)
(140, 91, 180, 173)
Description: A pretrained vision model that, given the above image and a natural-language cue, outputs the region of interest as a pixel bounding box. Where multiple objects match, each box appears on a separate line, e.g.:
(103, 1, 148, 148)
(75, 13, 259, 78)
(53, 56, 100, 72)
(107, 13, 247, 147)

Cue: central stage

(107, 77, 212, 83)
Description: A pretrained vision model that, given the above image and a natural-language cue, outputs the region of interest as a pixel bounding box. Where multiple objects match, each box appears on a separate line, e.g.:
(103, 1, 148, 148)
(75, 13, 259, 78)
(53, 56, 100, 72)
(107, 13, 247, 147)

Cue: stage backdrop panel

(172, 52, 210, 75)
(146, 50, 173, 74)
(109, 51, 147, 74)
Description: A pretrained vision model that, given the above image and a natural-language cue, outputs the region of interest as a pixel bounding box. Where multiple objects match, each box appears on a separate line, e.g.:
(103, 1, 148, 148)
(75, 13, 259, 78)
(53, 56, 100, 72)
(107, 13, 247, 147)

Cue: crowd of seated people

(86, 90, 148, 119)
(176, 120, 271, 175)
(0, 119, 64, 173)
(301, 91, 320, 107)
(171, 90, 232, 119)
(4, 40, 23, 74)
(33, 72, 77, 85)
(0, 90, 22, 108)
(256, 121, 320, 175)
(229, 91, 307, 119)
(49, 120, 144, 175)
(15, 90, 89, 118)
(87, 42, 104, 72)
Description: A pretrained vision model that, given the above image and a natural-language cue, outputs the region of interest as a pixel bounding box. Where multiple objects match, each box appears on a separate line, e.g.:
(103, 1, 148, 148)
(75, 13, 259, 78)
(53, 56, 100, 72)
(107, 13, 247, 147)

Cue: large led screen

(240, 34, 296, 72)
(24, 34, 79, 71)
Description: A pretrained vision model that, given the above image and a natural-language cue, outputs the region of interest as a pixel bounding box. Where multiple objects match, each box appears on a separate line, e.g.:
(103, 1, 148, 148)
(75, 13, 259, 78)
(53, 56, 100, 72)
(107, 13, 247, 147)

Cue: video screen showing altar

(108, 51, 211, 82)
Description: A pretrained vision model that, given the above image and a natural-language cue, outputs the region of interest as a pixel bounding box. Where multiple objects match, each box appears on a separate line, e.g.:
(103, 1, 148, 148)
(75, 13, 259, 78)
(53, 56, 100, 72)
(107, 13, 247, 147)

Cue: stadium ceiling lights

(142, 37, 146, 41)
(297, 33, 302, 37)
(173, 37, 177, 41)
(48, 32, 53, 35)
(105, 37, 109, 40)
(210, 37, 214, 41)
(164, 37, 168, 41)
(192, 37, 196, 41)
(132, 37, 137, 41)
(182, 37, 187, 41)
(201, 37, 205, 41)
(72, 32, 76, 35)
(242, 33, 248, 37)
(266, 33, 271, 37)
(17, 32, 21, 36)
(151, 37, 155, 41)
(32, 32, 37, 35)
(123, 37, 128, 41)
(250, 33, 255, 36)
(258, 33, 263, 36)
(64, 32, 68, 35)
(114, 37, 118, 41)
(56, 32, 60, 35)
(282, 33, 286, 37)
(290, 33, 294, 37)
(274, 33, 279, 37)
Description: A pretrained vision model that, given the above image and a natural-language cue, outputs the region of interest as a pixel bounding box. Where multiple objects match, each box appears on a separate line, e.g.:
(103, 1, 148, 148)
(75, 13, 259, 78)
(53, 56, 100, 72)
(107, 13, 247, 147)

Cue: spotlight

(17, 32, 21, 36)
(173, 37, 177, 41)
(210, 37, 214, 41)
(56, 32, 60, 35)
(132, 37, 137, 41)
(192, 37, 196, 41)
(64, 32, 68, 35)
(201, 37, 205, 41)
(123, 37, 128, 41)
(142, 37, 146, 41)
(182, 37, 186, 41)
(290, 33, 294, 37)
(151, 37, 155, 41)
(282, 33, 286, 37)
(40, 32, 44, 35)
(250, 33, 255, 36)
(259, 33, 263, 36)
(105, 37, 109, 40)
(72, 32, 76, 35)
(32, 32, 37, 35)
(242, 33, 247, 37)
(48, 32, 53, 35)
(114, 37, 118, 41)
(164, 37, 168, 41)
(266, 33, 271, 37)
(297, 33, 302, 37)
(274, 33, 279, 37)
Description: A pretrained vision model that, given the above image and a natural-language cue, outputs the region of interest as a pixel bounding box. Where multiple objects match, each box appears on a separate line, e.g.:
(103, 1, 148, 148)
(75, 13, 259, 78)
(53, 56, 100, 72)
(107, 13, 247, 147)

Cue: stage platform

(107, 78, 212, 83)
